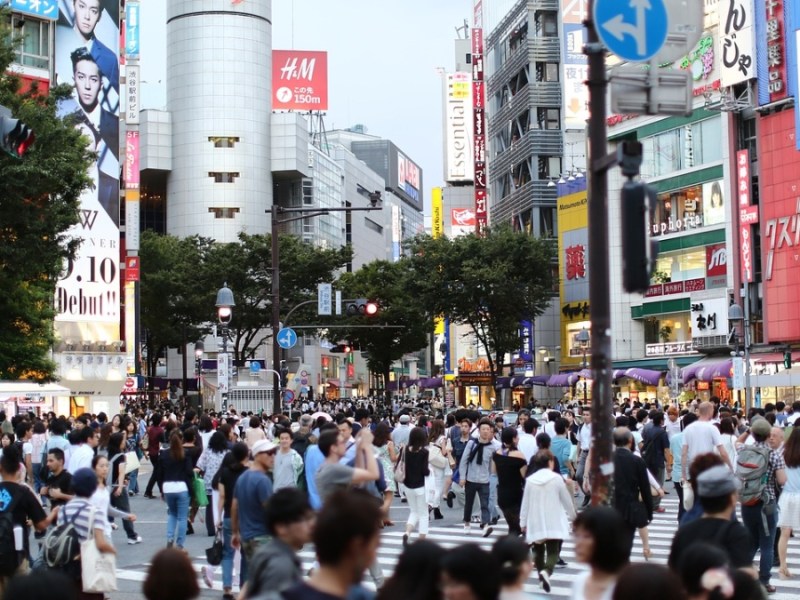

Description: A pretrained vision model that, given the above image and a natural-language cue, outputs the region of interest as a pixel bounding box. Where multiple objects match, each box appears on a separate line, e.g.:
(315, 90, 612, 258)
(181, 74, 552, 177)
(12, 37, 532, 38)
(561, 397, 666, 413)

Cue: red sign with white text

(759, 110, 800, 342)
(736, 149, 754, 283)
(272, 50, 328, 111)
(706, 244, 727, 278)
(125, 256, 140, 282)
(765, 0, 787, 103)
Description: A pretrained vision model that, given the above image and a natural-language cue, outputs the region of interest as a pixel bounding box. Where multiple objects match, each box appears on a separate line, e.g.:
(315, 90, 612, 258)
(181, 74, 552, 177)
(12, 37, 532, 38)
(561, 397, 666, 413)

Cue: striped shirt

(57, 498, 105, 541)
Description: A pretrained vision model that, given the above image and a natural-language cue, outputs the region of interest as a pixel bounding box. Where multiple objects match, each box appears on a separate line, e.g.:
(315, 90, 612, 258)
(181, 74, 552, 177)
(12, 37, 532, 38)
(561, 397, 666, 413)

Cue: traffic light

(0, 107, 35, 158)
(621, 180, 659, 294)
(344, 298, 379, 317)
(784, 350, 792, 369)
(329, 343, 352, 353)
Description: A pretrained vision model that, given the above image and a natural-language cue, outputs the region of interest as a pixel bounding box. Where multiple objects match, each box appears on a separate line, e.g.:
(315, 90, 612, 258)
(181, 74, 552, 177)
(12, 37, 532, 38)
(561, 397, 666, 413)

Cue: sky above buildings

(140, 0, 473, 216)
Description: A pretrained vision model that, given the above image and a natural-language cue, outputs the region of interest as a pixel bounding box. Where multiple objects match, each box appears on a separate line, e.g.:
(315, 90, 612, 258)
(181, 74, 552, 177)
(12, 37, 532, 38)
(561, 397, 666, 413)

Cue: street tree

(200, 233, 352, 362)
(0, 17, 96, 381)
(336, 260, 430, 404)
(406, 225, 556, 393)
(139, 231, 215, 380)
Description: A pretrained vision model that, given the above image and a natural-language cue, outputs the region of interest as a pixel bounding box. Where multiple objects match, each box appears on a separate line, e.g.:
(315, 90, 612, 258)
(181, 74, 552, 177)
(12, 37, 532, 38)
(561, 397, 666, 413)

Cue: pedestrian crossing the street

(115, 494, 800, 598)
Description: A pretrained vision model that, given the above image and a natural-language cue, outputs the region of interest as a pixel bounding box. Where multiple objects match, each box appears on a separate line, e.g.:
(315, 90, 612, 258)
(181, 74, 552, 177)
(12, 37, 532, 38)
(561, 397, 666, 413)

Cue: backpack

(43, 502, 85, 573)
(0, 488, 24, 576)
(735, 445, 771, 506)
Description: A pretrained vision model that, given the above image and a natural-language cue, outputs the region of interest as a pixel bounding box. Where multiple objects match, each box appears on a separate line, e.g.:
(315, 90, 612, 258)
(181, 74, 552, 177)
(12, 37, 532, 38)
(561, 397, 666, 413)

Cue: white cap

(251, 440, 277, 455)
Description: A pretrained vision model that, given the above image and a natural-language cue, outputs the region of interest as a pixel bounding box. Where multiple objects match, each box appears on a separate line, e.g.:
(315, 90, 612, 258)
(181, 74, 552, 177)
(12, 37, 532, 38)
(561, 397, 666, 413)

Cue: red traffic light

(364, 302, 378, 316)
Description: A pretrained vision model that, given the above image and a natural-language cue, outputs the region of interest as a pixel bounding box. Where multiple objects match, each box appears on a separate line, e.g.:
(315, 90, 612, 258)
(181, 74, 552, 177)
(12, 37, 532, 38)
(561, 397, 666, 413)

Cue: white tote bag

(81, 506, 118, 593)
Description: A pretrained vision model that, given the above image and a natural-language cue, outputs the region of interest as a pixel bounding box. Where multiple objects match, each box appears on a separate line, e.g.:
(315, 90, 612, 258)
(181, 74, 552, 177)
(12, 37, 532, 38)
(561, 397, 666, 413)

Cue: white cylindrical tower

(166, 0, 272, 241)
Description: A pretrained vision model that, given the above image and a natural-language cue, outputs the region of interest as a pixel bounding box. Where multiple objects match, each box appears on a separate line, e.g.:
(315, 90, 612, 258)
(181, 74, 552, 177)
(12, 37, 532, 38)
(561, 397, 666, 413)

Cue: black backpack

(0, 488, 24, 576)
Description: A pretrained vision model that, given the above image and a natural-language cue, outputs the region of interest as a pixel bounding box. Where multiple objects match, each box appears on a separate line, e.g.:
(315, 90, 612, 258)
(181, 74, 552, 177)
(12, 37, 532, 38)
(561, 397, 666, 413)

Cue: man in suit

(70, 0, 119, 92)
(70, 47, 118, 161)
(612, 427, 653, 548)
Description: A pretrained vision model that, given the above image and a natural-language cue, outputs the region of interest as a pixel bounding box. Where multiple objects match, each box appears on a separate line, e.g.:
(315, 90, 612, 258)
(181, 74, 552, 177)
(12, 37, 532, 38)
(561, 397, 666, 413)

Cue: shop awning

(681, 357, 732, 382)
(750, 366, 800, 388)
(60, 379, 126, 397)
(0, 381, 71, 401)
(529, 375, 550, 387)
(753, 351, 800, 364)
(326, 379, 340, 387)
(548, 373, 576, 387)
(419, 377, 443, 389)
(622, 368, 664, 386)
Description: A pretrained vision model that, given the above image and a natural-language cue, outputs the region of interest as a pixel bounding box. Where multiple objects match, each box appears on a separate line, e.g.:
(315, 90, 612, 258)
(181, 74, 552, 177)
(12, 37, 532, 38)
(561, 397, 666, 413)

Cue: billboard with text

(272, 50, 328, 111)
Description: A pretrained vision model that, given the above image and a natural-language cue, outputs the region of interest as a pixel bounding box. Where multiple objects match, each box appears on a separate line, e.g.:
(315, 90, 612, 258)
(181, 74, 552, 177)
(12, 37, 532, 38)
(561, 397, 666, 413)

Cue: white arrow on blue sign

(594, 0, 669, 62)
(277, 328, 297, 349)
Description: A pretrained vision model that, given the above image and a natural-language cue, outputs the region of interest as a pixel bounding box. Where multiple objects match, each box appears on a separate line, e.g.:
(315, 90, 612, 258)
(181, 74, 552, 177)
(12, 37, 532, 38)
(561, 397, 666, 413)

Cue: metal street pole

(744, 285, 752, 411)
(585, 0, 615, 506)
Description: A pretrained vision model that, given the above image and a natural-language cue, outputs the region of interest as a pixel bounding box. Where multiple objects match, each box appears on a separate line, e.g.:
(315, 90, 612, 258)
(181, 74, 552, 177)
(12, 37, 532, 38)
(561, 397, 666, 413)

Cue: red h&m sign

(472, 25, 487, 236)
(272, 50, 329, 111)
(736, 150, 756, 282)
(125, 256, 140, 282)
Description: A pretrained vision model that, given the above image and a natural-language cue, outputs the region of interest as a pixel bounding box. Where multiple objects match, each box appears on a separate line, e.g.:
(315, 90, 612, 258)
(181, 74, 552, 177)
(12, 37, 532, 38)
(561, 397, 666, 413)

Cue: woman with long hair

(440, 544, 501, 600)
(96, 424, 113, 458)
(195, 431, 229, 537)
(402, 426, 431, 546)
(158, 429, 194, 549)
(427, 419, 450, 520)
(492, 535, 534, 600)
(90, 454, 136, 543)
(777, 427, 800, 579)
(107, 431, 142, 544)
(123, 417, 142, 495)
(373, 421, 398, 526)
(492, 427, 527, 536)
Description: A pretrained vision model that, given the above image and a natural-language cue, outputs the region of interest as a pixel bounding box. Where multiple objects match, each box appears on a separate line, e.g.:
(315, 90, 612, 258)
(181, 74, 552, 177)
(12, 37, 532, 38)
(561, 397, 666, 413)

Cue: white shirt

(517, 433, 538, 462)
(67, 444, 95, 474)
(681, 420, 723, 464)
(665, 417, 682, 439)
(578, 424, 592, 450)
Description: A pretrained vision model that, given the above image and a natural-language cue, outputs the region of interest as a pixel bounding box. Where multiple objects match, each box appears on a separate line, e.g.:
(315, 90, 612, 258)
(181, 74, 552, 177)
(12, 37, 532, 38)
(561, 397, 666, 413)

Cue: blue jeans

(221, 517, 240, 591)
(488, 473, 499, 520)
(165, 491, 190, 548)
(463, 481, 490, 526)
(127, 469, 139, 494)
(741, 501, 778, 585)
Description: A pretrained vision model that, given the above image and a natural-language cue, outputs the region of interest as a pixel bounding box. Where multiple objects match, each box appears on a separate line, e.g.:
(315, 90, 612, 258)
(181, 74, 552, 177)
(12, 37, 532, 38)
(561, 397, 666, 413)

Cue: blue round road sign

(277, 328, 298, 350)
(594, 0, 668, 62)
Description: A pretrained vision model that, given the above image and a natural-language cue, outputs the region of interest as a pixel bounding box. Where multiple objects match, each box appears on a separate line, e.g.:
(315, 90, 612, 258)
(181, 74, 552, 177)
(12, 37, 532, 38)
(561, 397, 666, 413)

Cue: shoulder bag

(81, 506, 117, 593)
(393, 447, 406, 484)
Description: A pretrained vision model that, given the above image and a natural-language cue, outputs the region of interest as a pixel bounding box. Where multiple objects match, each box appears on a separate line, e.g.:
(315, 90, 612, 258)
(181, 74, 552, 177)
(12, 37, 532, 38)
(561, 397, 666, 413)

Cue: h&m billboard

(272, 50, 329, 111)
(54, 0, 121, 343)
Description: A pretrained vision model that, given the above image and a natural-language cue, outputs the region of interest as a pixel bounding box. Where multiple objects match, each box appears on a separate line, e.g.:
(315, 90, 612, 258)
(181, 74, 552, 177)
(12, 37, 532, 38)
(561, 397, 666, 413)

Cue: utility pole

(585, 0, 615, 506)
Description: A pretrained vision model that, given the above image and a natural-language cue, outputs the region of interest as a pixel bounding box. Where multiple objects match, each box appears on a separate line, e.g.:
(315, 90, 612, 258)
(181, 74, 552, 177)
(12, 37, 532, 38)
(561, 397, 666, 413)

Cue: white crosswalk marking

(116, 494, 800, 598)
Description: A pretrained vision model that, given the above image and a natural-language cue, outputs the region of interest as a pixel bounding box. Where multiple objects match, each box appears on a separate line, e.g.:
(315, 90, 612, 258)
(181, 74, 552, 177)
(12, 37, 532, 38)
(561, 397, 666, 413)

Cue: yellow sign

(557, 183, 589, 366)
(431, 188, 443, 239)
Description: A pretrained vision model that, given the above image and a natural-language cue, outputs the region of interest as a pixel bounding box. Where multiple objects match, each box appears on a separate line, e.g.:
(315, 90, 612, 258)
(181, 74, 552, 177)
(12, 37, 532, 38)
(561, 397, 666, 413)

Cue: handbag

(393, 447, 406, 484)
(428, 444, 448, 469)
(205, 530, 223, 566)
(124, 451, 141, 474)
(81, 506, 117, 593)
(193, 472, 209, 507)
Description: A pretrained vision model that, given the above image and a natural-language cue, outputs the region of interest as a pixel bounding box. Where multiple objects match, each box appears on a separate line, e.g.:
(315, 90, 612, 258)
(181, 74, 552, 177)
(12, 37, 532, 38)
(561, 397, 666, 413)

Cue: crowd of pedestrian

(0, 394, 797, 599)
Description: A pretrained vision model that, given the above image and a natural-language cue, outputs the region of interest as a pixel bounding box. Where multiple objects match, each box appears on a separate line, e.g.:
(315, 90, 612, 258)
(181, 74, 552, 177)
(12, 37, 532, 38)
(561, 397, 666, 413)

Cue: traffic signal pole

(585, 0, 615, 506)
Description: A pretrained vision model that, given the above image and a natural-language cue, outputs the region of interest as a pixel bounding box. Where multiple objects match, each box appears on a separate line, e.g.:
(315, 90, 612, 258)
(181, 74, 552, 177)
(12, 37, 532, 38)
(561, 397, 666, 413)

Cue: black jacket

(612, 447, 653, 524)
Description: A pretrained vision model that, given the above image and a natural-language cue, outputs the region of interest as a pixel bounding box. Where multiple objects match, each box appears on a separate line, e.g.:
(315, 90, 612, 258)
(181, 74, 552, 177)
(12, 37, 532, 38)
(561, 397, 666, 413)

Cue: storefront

(0, 382, 71, 417)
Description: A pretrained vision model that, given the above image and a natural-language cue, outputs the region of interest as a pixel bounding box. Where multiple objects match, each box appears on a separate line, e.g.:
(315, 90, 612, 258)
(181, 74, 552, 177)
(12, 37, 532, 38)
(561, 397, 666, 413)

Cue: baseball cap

(750, 416, 771, 437)
(251, 440, 277, 455)
(72, 467, 98, 498)
(399, 414, 411, 424)
(696, 465, 740, 498)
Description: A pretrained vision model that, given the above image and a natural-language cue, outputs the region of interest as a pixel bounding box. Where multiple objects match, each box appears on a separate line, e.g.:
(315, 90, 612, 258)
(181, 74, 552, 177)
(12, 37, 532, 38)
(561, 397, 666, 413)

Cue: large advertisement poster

(54, 0, 120, 331)
(562, 0, 589, 129)
(444, 72, 473, 183)
(272, 50, 329, 111)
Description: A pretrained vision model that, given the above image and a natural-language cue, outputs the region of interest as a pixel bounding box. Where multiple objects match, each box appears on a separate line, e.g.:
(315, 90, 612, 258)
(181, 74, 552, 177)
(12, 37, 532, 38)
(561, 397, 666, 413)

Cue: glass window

(644, 313, 691, 344)
(208, 172, 239, 183)
(539, 207, 555, 238)
(10, 16, 50, 70)
(208, 137, 240, 148)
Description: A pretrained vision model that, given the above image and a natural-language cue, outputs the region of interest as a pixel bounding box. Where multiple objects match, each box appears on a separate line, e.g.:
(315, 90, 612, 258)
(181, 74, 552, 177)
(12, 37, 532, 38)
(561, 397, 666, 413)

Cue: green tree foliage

(406, 225, 556, 387)
(140, 232, 351, 366)
(0, 15, 95, 380)
(336, 261, 430, 402)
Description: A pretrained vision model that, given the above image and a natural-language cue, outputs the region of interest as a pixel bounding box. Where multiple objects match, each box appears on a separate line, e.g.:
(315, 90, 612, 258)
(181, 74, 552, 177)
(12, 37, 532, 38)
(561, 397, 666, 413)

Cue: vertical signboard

(472, 0, 488, 235)
(317, 283, 332, 316)
(125, 131, 140, 190)
(756, 0, 788, 105)
(431, 188, 444, 240)
(444, 72, 474, 182)
(54, 0, 120, 334)
(391, 205, 402, 262)
(125, 64, 140, 124)
(562, 0, 589, 128)
(125, 1, 140, 59)
(736, 150, 755, 283)
(719, 0, 756, 86)
(272, 50, 329, 111)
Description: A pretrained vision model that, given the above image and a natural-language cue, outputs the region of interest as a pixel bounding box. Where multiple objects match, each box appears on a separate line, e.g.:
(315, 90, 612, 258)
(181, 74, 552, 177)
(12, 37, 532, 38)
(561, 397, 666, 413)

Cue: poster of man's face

(73, 53, 101, 112)
(73, 0, 102, 39)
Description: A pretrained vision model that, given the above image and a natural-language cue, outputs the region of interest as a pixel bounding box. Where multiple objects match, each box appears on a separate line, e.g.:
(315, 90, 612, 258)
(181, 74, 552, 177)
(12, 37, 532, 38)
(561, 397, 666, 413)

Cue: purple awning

(419, 377, 443, 389)
(511, 376, 528, 387)
(495, 377, 511, 389)
(682, 357, 733, 382)
(548, 373, 576, 387)
(623, 368, 664, 386)
(612, 369, 628, 381)
(529, 375, 550, 387)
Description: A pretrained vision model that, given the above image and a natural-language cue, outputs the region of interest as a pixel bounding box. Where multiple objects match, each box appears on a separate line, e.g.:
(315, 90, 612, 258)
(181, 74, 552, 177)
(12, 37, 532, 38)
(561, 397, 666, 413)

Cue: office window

(208, 137, 240, 148)
(209, 172, 239, 183)
(10, 16, 50, 70)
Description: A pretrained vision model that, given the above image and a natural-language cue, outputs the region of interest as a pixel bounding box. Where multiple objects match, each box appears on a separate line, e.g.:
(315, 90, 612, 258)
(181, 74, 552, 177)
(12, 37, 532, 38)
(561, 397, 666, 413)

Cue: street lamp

(728, 303, 751, 411)
(195, 340, 204, 406)
(216, 284, 235, 412)
(576, 328, 590, 405)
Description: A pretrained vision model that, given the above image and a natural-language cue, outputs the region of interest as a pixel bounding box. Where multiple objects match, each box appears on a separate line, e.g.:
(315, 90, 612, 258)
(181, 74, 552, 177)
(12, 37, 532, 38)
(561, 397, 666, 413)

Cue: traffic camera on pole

(0, 105, 35, 158)
(618, 141, 659, 294)
(344, 298, 379, 317)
